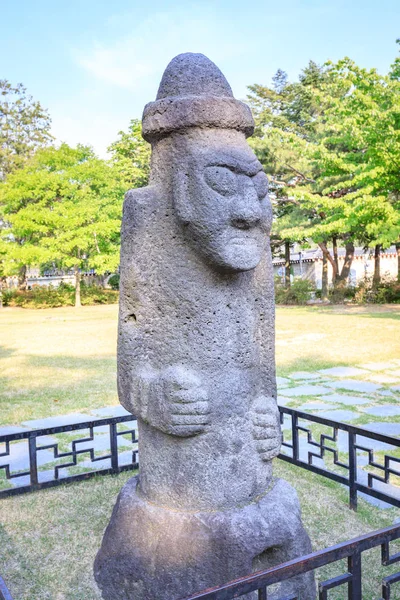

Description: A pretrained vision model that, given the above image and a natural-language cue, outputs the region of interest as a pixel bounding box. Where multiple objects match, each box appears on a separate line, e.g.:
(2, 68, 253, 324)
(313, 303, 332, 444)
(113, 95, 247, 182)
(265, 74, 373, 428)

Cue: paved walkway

(278, 361, 400, 430)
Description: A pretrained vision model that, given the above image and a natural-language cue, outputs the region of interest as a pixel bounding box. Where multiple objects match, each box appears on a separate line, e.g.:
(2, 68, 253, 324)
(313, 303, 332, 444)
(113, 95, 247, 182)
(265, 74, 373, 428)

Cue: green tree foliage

(0, 80, 52, 179)
(108, 118, 150, 188)
(248, 62, 326, 286)
(0, 144, 126, 306)
(248, 43, 400, 288)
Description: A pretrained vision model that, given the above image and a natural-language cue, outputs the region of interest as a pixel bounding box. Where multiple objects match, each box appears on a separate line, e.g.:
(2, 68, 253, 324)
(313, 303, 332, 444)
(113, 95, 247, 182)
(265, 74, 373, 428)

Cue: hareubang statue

(94, 52, 315, 600)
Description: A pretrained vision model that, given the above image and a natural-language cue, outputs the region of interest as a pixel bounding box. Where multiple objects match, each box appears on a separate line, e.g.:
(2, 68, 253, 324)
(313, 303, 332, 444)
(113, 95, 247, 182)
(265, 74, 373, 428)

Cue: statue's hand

(251, 395, 282, 461)
(148, 365, 210, 437)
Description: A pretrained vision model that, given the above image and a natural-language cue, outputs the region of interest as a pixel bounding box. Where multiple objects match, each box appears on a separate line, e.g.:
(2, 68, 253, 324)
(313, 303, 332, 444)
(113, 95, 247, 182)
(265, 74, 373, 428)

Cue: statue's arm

(120, 363, 210, 437)
(251, 395, 282, 461)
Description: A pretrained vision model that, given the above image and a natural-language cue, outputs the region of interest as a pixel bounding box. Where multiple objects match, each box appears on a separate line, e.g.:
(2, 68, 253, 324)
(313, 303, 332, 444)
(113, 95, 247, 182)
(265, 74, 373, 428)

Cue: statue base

(94, 476, 315, 600)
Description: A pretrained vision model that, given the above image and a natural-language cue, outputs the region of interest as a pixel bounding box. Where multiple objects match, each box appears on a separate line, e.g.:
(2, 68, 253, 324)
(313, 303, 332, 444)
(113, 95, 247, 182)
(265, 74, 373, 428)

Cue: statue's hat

(142, 53, 254, 142)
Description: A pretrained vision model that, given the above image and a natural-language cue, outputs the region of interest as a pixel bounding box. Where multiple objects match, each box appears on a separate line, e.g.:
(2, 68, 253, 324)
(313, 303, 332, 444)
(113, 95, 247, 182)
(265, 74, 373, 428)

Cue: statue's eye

(204, 166, 237, 196)
(252, 171, 269, 200)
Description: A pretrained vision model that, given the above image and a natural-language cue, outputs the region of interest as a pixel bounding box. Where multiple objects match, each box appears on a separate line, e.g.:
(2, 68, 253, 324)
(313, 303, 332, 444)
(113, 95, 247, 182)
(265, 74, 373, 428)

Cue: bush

(275, 277, 315, 305)
(107, 274, 120, 290)
(329, 284, 356, 304)
(349, 276, 400, 304)
(1, 285, 119, 308)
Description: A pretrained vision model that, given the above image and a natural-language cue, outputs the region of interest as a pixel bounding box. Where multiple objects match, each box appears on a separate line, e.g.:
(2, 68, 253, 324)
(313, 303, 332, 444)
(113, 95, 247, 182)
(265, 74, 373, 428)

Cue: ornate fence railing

(0, 414, 138, 498)
(1, 407, 400, 512)
(183, 523, 400, 600)
(2, 409, 400, 599)
(279, 406, 400, 511)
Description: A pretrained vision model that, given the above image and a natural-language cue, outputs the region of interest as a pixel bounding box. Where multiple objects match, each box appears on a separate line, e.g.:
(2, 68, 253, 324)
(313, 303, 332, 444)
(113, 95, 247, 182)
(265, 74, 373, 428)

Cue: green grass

(1, 304, 400, 598)
(0, 305, 119, 426)
(1, 464, 400, 599)
(275, 304, 400, 376)
(1, 304, 399, 426)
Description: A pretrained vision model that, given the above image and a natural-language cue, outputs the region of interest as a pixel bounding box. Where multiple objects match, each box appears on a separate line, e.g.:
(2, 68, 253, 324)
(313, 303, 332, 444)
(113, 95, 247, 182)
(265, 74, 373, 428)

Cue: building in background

(273, 246, 398, 288)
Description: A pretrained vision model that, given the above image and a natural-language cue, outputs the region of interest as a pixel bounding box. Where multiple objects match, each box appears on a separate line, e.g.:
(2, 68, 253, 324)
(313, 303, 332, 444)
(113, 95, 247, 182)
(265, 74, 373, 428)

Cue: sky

(1, 0, 399, 157)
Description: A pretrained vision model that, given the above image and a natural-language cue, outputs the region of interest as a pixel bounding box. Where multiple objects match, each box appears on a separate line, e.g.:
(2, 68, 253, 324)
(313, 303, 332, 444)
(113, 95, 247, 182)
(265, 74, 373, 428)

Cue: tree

(248, 62, 326, 288)
(0, 80, 52, 179)
(0, 144, 126, 306)
(248, 46, 400, 291)
(108, 119, 150, 188)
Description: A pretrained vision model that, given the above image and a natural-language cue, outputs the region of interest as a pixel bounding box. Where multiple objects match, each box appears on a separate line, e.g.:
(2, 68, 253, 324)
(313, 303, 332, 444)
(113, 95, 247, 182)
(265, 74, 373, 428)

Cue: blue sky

(1, 0, 399, 156)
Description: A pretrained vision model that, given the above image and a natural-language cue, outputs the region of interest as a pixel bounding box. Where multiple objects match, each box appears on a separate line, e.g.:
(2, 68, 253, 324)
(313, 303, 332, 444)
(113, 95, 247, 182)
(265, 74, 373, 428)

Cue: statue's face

(174, 132, 272, 272)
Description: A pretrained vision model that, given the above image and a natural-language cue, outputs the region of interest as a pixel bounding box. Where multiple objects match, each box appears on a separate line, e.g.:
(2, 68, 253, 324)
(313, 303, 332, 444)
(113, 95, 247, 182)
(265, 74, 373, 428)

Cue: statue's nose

(231, 185, 262, 229)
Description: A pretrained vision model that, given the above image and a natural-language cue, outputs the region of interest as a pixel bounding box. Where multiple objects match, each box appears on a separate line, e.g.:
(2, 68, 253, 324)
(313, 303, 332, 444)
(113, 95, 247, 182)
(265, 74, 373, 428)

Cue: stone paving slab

(319, 367, 370, 378)
(363, 422, 400, 438)
(317, 410, 360, 423)
(91, 406, 132, 418)
(79, 449, 137, 470)
(329, 430, 397, 453)
(319, 394, 370, 406)
(281, 385, 332, 397)
(70, 433, 134, 454)
(362, 406, 400, 418)
(22, 413, 101, 429)
(290, 372, 321, 381)
(277, 396, 293, 406)
(354, 467, 399, 509)
(0, 425, 29, 436)
(1, 437, 57, 471)
(325, 380, 381, 394)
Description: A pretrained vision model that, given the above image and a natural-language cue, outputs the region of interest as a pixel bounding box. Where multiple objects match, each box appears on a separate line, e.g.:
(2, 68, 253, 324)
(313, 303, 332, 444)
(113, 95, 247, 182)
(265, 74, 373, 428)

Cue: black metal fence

(2, 409, 400, 599)
(279, 407, 400, 511)
(1, 408, 400, 512)
(183, 523, 400, 600)
(0, 414, 138, 498)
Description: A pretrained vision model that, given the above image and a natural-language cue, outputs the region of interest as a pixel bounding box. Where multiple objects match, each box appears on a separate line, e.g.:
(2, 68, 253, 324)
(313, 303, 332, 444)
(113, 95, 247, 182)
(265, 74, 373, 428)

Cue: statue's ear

(172, 169, 193, 225)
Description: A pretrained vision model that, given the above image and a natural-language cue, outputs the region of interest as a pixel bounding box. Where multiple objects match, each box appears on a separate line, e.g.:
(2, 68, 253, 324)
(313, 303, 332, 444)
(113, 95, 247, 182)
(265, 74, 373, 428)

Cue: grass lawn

(1, 303, 399, 426)
(1, 463, 400, 599)
(1, 304, 400, 598)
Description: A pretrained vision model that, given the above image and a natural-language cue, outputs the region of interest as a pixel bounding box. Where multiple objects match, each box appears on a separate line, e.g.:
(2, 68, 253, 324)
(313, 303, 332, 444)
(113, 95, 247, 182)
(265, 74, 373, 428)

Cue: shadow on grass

(359, 312, 400, 321)
(277, 355, 353, 375)
(24, 353, 116, 371)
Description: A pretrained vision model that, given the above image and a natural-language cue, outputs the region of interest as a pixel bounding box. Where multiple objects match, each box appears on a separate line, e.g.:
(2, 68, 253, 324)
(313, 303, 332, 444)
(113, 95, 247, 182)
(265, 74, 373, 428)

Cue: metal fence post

(28, 435, 38, 487)
(348, 433, 358, 511)
(291, 413, 299, 462)
(110, 422, 119, 472)
(348, 551, 362, 600)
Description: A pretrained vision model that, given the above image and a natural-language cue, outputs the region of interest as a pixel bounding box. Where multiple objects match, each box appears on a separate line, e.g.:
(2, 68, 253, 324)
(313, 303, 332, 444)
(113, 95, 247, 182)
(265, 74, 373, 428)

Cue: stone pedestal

(95, 476, 314, 600)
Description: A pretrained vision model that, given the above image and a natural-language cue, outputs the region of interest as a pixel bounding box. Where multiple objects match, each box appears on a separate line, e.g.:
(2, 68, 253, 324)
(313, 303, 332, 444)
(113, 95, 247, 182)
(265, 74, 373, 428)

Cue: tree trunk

(337, 241, 355, 285)
(321, 251, 328, 301)
(284, 241, 291, 288)
(18, 265, 27, 290)
(318, 242, 338, 282)
(332, 236, 339, 285)
(373, 244, 382, 288)
(396, 243, 400, 282)
(74, 265, 81, 308)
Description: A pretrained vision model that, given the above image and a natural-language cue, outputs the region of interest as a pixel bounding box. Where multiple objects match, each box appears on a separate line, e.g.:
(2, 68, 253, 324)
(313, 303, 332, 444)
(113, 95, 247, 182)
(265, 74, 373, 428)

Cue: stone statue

(94, 53, 315, 600)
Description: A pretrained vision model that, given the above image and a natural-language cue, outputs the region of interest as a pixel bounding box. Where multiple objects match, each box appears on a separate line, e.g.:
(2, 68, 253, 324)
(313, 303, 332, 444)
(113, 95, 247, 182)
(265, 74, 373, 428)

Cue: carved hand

(147, 365, 210, 437)
(251, 395, 282, 461)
